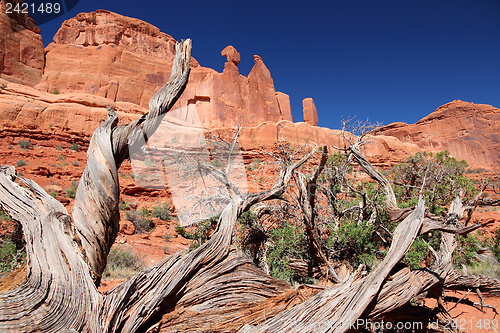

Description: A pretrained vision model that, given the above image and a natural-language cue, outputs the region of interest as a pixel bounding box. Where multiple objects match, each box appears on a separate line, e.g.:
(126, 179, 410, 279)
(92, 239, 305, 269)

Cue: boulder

(302, 98, 318, 126)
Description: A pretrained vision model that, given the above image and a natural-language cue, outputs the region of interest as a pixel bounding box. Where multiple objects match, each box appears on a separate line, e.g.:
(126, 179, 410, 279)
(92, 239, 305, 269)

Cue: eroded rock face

(37, 10, 293, 127)
(302, 98, 318, 126)
(376, 100, 500, 171)
(0, 0, 44, 86)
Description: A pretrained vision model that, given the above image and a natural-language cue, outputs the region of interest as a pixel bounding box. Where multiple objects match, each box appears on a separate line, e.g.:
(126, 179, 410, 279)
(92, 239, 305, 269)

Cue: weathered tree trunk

(1, 39, 498, 333)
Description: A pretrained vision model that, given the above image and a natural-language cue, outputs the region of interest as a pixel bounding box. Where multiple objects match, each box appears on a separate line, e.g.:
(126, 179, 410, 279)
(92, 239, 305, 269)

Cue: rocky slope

(376, 100, 500, 171)
(0, 7, 498, 173)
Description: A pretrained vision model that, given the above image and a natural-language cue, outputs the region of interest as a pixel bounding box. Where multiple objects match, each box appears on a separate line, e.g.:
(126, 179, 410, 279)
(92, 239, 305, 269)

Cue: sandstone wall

(35, 10, 295, 128)
(376, 100, 500, 171)
(0, 0, 44, 86)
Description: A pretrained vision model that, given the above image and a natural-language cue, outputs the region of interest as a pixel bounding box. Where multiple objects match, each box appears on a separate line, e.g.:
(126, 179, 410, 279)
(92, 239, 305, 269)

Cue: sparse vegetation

(0, 209, 26, 273)
(58, 155, 65, 161)
(175, 217, 216, 250)
(71, 161, 80, 166)
(70, 143, 80, 152)
(266, 221, 310, 284)
(15, 160, 27, 167)
(18, 139, 32, 150)
(119, 201, 129, 211)
(0, 239, 25, 272)
(55, 145, 63, 151)
(126, 208, 154, 233)
(7, 144, 13, 149)
(65, 181, 78, 199)
(152, 202, 171, 221)
(52, 89, 60, 94)
(102, 246, 144, 279)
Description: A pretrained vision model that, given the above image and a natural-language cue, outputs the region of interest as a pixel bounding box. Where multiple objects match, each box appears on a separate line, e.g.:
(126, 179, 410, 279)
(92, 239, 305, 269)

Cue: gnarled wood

(1, 38, 499, 333)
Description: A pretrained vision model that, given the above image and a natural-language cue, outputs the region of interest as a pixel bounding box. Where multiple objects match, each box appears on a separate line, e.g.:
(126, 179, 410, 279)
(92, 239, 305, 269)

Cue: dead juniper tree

(0, 40, 499, 333)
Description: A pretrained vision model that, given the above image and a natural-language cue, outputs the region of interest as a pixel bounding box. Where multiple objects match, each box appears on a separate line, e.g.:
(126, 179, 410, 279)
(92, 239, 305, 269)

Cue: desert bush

(102, 246, 144, 280)
(7, 144, 13, 149)
(118, 201, 129, 211)
(453, 234, 480, 269)
(71, 161, 79, 166)
(391, 151, 475, 214)
(0, 239, 25, 272)
(70, 143, 80, 152)
(326, 219, 377, 269)
(126, 208, 154, 233)
(66, 181, 78, 199)
(0, 209, 11, 222)
(0, 211, 26, 273)
(58, 155, 65, 161)
(175, 217, 216, 250)
(402, 238, 430, 269)
(55, 145, 63, 151)
(151, 202, 171, 221)
(467, 261, 500, 280)
(18, 139, 32, 150)
(15, 160, 26, 167)
(265, 221, 310, 285)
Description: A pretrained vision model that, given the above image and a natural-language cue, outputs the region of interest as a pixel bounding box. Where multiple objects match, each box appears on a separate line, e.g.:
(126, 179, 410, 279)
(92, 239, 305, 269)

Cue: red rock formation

(37, 10, 293, 128)
(376, 100, 500, 171)
(302, 97, 318, 126)
(0, 0, 44, 86)
(276, 92, 293, 122)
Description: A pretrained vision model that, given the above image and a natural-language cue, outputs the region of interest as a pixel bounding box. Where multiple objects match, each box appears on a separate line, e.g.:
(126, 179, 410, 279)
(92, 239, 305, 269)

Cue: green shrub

(52, 89, 60, 94)
(70, 143, 80, 152)
(326, 220, 377, 269)
(403, 238, 429, 269)
(175, 218, 215, 250)
(151, 203, 171, 221)
(467, 261, 500, 280)
(453, 234, 480, 269)
(58, 155, 65, 161)
(15, 160, 26, 167)
(489, 228, 500, 261)
(102, 246, 144, 279)
(0, 239, 25, 272)
(18, 139, 32, 150)
(126, 209, 154, 233)
(391, 151, 475, 214)
(143, 158, 154, 166)
(0, 209, 12, 221)
(266, 221, 309, 285)
(55, 145, 63, 151)
(49, 190, 57, 198)
(66, 182, 78, 199)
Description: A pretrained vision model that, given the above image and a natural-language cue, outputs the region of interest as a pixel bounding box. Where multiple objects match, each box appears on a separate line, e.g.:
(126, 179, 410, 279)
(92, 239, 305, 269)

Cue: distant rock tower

(302, 98, 318, 126)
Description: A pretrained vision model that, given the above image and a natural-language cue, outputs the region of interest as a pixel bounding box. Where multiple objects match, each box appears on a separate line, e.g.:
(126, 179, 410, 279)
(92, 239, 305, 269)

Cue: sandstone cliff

(0, 9, 498, 172)
(376, 100, 500, 171)
(35, 10, 295, 128)
(0, 0, 44, 86)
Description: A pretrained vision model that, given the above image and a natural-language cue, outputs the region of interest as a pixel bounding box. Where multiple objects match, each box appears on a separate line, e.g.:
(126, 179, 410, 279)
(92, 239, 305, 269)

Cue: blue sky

(37, 0, 500, 129)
